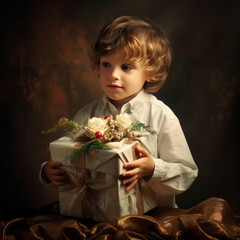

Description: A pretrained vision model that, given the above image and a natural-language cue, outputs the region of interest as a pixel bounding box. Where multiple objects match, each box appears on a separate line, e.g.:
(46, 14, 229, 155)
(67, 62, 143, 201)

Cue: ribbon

(59, 138, 149, 217)
(59, 148, 117, 220)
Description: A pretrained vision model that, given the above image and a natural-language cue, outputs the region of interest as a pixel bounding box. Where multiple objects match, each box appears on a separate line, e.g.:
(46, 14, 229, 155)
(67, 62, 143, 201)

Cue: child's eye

(122, 65, 132, 71)
(102, 62, 110, 68)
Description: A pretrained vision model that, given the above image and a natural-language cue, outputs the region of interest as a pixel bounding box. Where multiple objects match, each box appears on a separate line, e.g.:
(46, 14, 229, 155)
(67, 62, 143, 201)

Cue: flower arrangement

(42, 113, 156, 159)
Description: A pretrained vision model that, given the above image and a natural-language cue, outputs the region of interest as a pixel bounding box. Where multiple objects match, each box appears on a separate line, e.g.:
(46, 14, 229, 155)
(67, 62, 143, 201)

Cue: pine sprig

(42, 120, 81, 135)
(131, 123, 157, 135)
(65, 140, 112, 160)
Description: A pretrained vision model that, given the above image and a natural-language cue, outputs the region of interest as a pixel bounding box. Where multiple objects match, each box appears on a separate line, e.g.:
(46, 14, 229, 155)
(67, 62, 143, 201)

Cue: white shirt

(72, 90, 198, 207)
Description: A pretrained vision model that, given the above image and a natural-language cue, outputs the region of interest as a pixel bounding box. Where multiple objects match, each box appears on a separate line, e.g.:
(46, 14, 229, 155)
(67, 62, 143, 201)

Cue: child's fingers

(135, 146, 150, 158)
(49, 161, 62, 168)
(123, 159, 142, 169)
(52, 169, 65, 176)
(121, 175, 138, 186)
(125, 179, 138, 192)
(122, 168, 139, 178)
(47, 147, 50, 154)
(51, 175, 67, 182)
(51, 174, 68, 187)
(52, 181, 66, 186)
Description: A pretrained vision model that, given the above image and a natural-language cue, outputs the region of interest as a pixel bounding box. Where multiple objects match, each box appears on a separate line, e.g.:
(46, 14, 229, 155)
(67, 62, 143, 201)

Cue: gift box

(50, 136, 157, 222)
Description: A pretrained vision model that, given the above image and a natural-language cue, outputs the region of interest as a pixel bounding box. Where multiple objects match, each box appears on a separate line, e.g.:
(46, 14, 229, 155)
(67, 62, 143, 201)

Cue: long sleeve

(123, 91, 198, 198)
(148, 115, 198, 195)
(39, 162, 52, 185)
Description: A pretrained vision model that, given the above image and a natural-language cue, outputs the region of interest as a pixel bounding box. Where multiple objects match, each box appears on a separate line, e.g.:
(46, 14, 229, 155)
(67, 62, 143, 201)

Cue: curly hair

(90, 16, 172, 93)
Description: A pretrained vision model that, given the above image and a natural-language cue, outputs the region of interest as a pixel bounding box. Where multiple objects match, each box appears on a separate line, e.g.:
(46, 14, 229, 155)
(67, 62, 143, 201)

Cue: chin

(106, 93, 123, 101)
(108, 96, 122, 102)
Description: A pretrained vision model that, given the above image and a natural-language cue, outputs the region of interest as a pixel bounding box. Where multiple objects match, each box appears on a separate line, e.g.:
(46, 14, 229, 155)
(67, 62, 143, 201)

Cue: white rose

(115, 113, 132, 129)
(85, 117, 108, 137)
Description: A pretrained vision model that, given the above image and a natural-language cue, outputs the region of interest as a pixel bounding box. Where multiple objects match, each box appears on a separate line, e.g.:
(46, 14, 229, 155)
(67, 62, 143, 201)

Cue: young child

(40, 16, 198, 209)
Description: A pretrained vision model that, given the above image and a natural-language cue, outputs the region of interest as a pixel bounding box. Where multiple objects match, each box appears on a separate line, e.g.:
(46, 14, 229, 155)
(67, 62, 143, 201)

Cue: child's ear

(145, 72, 151, 82)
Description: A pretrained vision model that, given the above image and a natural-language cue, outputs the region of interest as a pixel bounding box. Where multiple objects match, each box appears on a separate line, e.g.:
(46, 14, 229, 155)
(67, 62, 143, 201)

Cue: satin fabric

(1, 198, 240, 240)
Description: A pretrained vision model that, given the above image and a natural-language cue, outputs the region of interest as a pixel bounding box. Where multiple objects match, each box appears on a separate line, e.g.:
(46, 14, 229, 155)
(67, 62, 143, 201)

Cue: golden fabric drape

(1, 198, 240, 240)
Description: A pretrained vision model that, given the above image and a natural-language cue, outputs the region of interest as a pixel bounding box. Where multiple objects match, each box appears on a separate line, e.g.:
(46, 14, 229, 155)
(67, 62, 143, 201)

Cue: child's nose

(111, 67, 120, 80)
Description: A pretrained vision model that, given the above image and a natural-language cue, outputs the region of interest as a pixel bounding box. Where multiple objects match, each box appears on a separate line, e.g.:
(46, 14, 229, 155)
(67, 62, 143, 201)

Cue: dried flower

(115, 113, 132, 129)
(85, 117, 109, 138)
(58, 118, 69, 126)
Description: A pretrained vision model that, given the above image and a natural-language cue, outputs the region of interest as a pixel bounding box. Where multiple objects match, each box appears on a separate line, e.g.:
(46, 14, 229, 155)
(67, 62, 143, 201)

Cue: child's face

(99, 49, 149, 108)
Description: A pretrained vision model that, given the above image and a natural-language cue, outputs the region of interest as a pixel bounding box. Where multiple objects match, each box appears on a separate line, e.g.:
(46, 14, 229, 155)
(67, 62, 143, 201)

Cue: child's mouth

(107, 84, 122, 89)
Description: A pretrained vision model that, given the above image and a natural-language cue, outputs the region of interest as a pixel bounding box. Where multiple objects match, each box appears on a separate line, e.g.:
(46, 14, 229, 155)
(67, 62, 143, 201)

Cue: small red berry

(104, 116, 110, 119)
(95, 131, 102, 139)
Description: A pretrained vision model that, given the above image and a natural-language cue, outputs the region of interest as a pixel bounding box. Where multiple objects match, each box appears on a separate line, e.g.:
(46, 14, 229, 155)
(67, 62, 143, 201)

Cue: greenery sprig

(131, 123, 157, 135)
(42, 118, 80, 135)
(42, 116, 157, 160)
(65, 140, 112, 160)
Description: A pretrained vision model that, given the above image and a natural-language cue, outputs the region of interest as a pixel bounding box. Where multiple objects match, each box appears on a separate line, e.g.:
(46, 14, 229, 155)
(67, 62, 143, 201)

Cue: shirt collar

(101, 90, 149, 113)
(102, 94, 112, 108)
(126, 90, 149, 112)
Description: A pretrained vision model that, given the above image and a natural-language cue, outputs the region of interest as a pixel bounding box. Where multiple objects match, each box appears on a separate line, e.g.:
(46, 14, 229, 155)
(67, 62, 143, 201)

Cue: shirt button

(130, 106, 135, 112)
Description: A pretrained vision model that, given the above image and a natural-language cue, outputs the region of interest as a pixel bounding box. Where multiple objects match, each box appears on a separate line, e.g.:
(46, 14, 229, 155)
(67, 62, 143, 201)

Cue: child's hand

(121, 146, 155, 192)
(44, 160, 68, 186)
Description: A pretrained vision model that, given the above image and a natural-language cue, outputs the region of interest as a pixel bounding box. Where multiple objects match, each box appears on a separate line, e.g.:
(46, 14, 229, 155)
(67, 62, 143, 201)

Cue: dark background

(1, 0, 239, 218)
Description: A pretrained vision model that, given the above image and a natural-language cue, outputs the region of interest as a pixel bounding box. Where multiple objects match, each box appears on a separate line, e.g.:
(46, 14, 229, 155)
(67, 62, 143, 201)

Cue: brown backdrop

(1, 0, 240, 218)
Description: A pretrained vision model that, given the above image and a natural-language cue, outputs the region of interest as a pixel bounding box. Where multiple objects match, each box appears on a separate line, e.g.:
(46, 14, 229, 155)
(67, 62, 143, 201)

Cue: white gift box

(50, 136, 157, 222)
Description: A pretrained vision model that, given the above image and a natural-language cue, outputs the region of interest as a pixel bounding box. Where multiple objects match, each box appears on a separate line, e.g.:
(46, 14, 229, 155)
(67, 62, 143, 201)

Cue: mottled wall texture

(1, 0, 239, 218)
